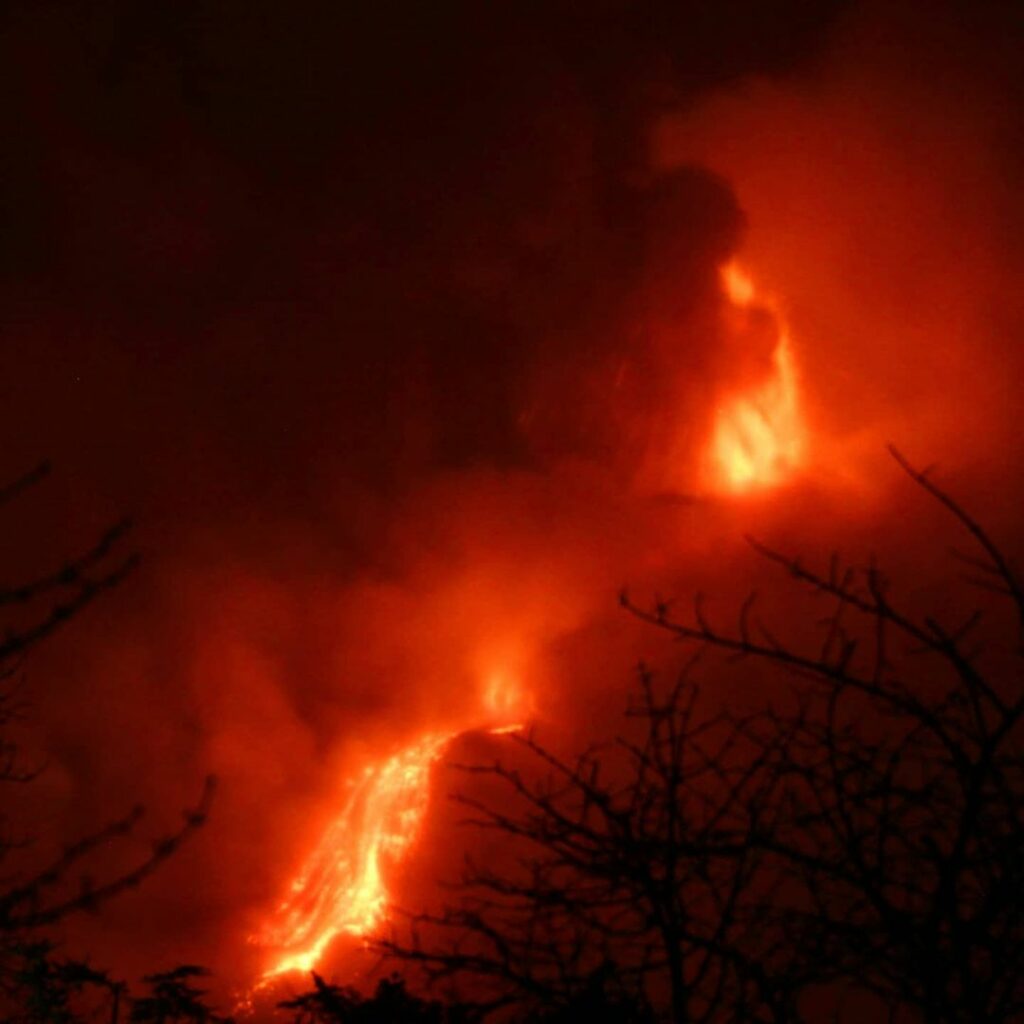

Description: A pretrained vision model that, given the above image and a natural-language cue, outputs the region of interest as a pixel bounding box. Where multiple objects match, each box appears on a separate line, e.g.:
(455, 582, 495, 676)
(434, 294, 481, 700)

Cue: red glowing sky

(1, 0, 1022, 1007)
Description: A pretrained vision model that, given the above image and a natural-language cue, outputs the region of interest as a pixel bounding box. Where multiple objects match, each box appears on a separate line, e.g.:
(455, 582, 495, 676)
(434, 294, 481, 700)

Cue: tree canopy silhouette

(380, 451, 1024, 1023)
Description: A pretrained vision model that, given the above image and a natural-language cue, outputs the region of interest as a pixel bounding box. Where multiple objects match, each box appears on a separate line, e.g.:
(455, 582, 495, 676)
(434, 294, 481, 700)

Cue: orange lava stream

(256, 670, 527, 981)
(256, 729, 459, 979)
(709, 262, 806, 493)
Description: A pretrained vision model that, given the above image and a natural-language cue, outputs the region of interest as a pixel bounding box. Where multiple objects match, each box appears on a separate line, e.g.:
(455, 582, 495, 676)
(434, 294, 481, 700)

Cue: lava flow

(255, 667, 529, 981)
(255, 728, 459, 978)
(707, 262, 805, 492)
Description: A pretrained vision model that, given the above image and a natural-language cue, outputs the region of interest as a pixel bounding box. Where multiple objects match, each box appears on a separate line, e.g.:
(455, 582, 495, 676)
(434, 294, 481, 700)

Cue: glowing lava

(708, 262, 805, 492)
(256, 729, 458, 978)
(256, 665, 528, 980)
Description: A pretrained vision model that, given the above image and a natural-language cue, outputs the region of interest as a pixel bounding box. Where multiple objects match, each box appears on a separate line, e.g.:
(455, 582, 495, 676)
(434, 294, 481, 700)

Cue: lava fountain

(707, 262, 805, 493)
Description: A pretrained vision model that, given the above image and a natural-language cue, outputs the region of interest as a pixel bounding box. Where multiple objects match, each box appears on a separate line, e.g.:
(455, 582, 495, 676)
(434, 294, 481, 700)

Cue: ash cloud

(0, 0, 1020, 996)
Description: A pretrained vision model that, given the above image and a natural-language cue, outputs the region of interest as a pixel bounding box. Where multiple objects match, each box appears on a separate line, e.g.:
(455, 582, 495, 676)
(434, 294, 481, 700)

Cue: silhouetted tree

(279, 971, 473, 1024)
(381, 450, 1024, 1023)
(6, 953, 239, 1024)
(129, 966, 232, 1024)
(0, 463, 215, 1019)
(380, 668, 808, 1022)
(530, 962, 658, 1023)
(623, 450, 1024, 1022)
(3, 939, 121, 1024)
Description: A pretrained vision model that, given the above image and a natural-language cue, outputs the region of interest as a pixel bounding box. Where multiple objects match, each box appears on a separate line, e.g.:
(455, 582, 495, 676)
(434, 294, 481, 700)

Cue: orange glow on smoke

(481, 662, 532, 723)
(721, 262, 756, 307)
(707, 262, 805, 493)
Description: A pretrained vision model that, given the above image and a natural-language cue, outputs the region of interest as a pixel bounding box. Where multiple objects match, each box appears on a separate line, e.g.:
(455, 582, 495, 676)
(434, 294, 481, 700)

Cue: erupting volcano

(251, 258, 808, 984)
(4, 2, 1019, 1018)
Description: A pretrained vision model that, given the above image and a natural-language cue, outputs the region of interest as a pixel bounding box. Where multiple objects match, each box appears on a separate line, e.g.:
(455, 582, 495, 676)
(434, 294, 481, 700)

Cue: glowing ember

(708, 262, 806, 492)
(256, 729, 458, 978)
